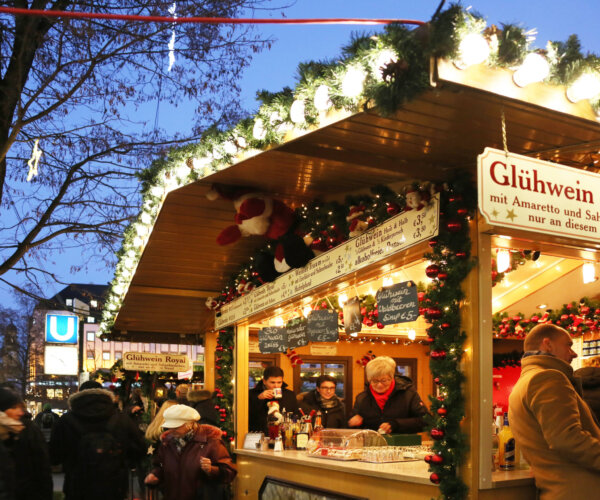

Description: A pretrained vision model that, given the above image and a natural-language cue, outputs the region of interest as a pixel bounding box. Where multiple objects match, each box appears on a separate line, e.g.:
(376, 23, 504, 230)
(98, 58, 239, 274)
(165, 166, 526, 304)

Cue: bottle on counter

(295, 414, 313, 450)
(314, 411, 323, 433)
(498, 412, 515, 470)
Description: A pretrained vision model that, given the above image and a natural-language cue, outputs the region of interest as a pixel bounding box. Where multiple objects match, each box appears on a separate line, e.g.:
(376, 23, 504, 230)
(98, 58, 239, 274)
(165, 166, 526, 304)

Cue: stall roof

(109, 61, 600, 339)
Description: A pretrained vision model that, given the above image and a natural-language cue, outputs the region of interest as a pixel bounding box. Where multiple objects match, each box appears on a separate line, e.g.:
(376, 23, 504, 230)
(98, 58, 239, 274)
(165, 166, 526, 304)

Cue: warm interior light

(513, 53, 550, 87)
(537, 304, 547, 309)
(314, 85, 332, 111)
(338, 294, 348, 306)
(583, 262, 597, 284)
(372, 49, 397, 81)
(566, 72, 600, 103)
(496, 249, 511, 274)
(382, 277, 394, 287)
(290, 100, 306, 124)
(456, 33, 490, 68)
(303, 306, 312, 318)
(341, 66, 366, 98)
(407, 329, 416, 341)
(274, 317, 284, 327)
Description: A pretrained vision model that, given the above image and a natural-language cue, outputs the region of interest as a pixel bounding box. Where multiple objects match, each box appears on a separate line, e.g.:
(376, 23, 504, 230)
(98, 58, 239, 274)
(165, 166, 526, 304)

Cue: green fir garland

(215, 327, 235, 449)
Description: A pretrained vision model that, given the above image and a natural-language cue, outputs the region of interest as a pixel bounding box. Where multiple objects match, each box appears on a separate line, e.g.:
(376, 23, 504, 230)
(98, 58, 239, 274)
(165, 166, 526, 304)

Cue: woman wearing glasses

(299, 375, 346, 428)
(348, 356, 427, 434)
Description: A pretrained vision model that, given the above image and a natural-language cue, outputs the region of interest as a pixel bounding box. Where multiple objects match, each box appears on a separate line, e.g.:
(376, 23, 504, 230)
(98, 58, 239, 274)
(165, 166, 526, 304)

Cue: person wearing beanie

(0, 386, 52, 500)
(33, 403, 60, 442)
(187, 389, 220, 427)
(49, 382, 146, 500)
(145, 404, 236, 500)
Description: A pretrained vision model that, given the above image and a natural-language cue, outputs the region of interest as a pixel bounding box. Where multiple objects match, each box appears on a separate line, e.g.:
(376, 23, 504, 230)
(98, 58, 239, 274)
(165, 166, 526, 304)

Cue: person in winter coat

(0, 387, 52, 500)
(33, 403, 60, 443)
(248, 366, 299, 433)
(574, 365, 600, 422)
(188, 389, 220, 427)
(50, 380, 146, 500)
(144, 405, 236, 500)
(509, 324, 600, 500)
(348, 356, 427, 434)
(298, 375, 346, 428)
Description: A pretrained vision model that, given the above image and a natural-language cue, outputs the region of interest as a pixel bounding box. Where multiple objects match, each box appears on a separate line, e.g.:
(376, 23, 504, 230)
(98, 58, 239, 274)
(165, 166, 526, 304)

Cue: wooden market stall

(100, 10, 600, 500)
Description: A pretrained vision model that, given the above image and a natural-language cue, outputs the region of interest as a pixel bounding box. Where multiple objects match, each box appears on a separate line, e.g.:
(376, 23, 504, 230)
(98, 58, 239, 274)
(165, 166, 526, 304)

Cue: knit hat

(79, 380, 102, 391)
(162, 404, 200, 428)
(0, 387, 23, 412)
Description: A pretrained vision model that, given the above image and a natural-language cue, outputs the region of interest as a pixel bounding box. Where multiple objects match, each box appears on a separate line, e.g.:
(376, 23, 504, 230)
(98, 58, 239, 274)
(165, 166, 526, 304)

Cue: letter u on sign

(46, 315, 78, 344)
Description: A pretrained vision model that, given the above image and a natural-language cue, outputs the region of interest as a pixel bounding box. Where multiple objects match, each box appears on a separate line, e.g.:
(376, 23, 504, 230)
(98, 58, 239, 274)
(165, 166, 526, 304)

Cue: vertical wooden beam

(204, 331, 216, 392)
(235, 321, 249, 450)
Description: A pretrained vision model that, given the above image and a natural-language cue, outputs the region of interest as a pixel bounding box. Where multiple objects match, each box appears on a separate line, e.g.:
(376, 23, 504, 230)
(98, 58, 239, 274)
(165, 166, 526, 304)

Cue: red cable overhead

(0, 6, 425, 26)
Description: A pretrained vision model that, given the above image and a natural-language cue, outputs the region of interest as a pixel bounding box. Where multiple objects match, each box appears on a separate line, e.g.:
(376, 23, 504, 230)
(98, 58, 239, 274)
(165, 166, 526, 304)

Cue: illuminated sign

(44, 345, 78, 376)
(45, 314, 79, 344)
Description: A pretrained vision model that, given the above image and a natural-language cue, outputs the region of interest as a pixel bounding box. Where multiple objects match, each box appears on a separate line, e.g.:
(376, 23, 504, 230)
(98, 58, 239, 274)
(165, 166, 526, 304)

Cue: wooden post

(204, 331, 216, 392)
(235, 321, 249, 450)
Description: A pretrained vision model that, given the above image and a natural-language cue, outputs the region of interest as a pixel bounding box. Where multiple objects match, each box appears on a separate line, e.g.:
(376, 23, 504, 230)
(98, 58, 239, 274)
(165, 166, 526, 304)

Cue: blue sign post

(45, 314, 79, 344)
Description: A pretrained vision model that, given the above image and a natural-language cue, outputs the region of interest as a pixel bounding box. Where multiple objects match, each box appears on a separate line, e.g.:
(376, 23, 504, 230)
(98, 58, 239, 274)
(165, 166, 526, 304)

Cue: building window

(86, 316, 95, 323)
(180, 345, 188, 353)
(65, 298, 73, 306)
(161, 344, 169, 353)
(87, 332, 95, 342)
(47, 389, 55, 398)
(115, 342, 122, 350)
(90, 300, 98, 308)
(114, 351, 122, 360)
(102, 352, 110, 360)
(87, 350, 94, 360)
(170, 344, 178, 353)
(129, 343, 138, 352)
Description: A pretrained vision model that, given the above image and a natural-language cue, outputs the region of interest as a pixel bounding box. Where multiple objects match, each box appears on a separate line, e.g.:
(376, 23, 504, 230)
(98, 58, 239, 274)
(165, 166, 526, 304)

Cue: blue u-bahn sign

(45, 314, 79, 344)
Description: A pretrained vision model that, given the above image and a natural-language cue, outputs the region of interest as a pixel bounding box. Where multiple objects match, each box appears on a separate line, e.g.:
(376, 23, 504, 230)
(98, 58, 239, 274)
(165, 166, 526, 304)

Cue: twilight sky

(2, 0, 599, 308)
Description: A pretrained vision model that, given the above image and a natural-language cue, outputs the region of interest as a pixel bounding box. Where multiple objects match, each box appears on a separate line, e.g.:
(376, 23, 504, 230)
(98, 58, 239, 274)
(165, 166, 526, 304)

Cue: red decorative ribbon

(0, 6, 425, 26)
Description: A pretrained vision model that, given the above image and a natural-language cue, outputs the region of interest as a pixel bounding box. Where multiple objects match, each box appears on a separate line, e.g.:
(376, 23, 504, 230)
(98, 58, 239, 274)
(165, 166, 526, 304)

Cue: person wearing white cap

(144, 404, 236, 500)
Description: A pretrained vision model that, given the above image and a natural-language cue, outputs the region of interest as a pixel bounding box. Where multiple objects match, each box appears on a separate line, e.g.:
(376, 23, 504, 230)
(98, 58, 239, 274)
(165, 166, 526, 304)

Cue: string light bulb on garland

(566, 71, 600, 103)
(341, 65, 366, 98)
(513, 52, 550, 87)
(290, 100, 306, 124)
(314, 84, 332, 111)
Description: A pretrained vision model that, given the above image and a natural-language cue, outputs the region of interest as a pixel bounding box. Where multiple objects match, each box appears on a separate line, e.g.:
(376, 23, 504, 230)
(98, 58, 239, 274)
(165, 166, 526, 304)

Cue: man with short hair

(50, 380, 146, 500)
(509, 324, 600, 499)
(248, 366, 298, 433)
(299, 374, 345, 428)
(175, 383, 190, 405)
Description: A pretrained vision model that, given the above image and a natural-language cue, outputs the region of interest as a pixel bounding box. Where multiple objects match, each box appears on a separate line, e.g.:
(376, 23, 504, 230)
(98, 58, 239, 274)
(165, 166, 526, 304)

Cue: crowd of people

(248, 356, 428, 435)
(0, 381, 235, 500)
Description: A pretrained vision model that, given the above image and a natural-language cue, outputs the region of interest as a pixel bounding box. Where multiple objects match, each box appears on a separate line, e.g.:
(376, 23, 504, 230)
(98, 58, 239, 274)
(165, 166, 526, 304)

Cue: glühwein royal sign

(215, 194, 440, 329)
(122, 352, 189, 372)
(478, 148, 600, 242)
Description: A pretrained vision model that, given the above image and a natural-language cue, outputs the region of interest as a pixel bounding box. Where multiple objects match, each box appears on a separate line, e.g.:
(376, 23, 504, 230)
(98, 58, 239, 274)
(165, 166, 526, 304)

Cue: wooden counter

(235, 449, 536, 499)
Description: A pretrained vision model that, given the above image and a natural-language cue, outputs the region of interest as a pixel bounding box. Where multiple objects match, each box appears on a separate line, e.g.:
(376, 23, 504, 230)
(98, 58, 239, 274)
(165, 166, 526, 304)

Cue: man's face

(546, 331, 578, 364)
(4, 405, 24, 421)
(264, 376, 283, 390)
(316, 381, 336, 400)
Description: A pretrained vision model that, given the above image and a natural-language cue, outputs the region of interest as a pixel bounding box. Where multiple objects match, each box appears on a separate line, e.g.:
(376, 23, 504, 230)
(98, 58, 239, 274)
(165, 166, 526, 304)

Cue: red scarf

(370, 379, 395, 411)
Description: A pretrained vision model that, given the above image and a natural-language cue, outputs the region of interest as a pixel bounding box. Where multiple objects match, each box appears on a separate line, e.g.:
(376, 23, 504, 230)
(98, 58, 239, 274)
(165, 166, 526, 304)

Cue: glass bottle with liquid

(314, 411, 324, 432)
(498, 412, 515, 470)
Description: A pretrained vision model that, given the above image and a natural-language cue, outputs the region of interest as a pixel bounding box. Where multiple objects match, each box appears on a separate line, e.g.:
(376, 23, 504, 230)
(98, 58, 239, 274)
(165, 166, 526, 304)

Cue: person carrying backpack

(33, 404, 60, 443)
(50, 381, 146, 500)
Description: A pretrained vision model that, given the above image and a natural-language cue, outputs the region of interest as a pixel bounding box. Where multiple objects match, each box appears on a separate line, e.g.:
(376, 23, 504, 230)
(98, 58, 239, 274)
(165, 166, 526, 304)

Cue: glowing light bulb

(303, 306, 312, 317)
(338, 294, 348, 306)
(456, 33, 490, 68)
(314, 84, 332, 111)
(566, 72, 600, 103)
(252, 119, 266, 140)
(583, 262, 597, 284)
(372, 48, 397, 81)
(140, 212, 152, 225)
(274, 317, 284, 327)
(135, 224, 148, 237)
(150, 185, 164, 197)
(513, 52, 550, 87)
(269, 111, 282, 125)
(341, 66, 366, 98)
(290, 100, 306, 124)
(133, 236, 143, 248)
(408, 329, 416, 341)
(382, 277, 394, 287)
(496, 249, 511, 273)
(223, 141, 237, 156)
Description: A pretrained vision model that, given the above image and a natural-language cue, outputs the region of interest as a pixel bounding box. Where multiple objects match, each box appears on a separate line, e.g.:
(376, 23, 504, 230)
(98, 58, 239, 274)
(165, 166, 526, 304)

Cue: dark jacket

(248, 380, 298, 433)
(299, 390, 346, 429)
(1, 418, 52, 500)
(33, 410, 60, 443)
(188, 390, 220, 427)
(151, 424, 236, 500)
(50, 388, 146, 500)
(575, 366, 600, 422)
(350, 376, 427, 433)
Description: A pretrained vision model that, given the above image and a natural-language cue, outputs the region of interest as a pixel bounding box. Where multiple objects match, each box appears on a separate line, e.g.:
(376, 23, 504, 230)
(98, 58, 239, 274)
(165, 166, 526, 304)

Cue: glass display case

(306, 429, 431, 462)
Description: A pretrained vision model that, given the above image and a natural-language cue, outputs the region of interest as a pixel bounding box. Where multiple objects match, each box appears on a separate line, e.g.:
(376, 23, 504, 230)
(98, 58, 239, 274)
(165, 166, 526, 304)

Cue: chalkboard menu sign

(258, 327, 288, 353)
(343, 297, 362, 335)
(286, 318, 309, 349)
(376, 281, 420, 326)
(307, 309, 339, 342)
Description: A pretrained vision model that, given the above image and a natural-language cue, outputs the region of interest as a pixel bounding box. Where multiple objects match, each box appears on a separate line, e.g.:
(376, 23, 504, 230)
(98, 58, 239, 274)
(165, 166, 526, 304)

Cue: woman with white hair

(348, 356, 427, 434)
(144, 404, 236, 500)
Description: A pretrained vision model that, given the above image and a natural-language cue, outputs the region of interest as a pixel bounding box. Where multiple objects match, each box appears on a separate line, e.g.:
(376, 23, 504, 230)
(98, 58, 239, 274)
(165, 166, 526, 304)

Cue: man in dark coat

(50, 380, 146, 500)
(248, 366, 298, 433)
(188, 389, 220, 427)
(349, 356, 427, 434)
(0, 387, 52, 500)
(33, 403, 60, 443)
(298, 375, 346, 428)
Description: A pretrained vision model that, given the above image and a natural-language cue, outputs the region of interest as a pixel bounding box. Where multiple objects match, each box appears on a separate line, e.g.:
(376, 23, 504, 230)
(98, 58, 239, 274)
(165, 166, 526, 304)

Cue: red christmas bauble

(581, 306, 591, 315)
(441, 322, 451, 330)
(427, 307, 442, 319)
(425, 264, 440, 278)
(425, 336, 435, 344)
(386, 203, 400, 215)
(431, 349, 447, 360)
(377, 322, 384, 329)
(428, 239, 438, 248)
(531, 315, 539, 323)
(437, 407, 448, 416)
(365, 318, 374, 327)
(321, 301, 328, 309)
(446, 220, 462, 232)
(434, 377, 441, 385)
(361, 307, 367, 315)
(455, 251, 467, 259)
(431, 454, 444, 465)
(417, 292, 425, 302)
(424, 454, 433, 464)
(457, 207, 468, 216)
(437, 272, 449, 281)
(430, 428, 445, 440)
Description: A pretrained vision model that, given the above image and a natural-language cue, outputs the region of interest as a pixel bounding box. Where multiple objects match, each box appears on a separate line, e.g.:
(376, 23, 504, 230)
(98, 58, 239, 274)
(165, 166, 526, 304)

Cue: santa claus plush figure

(346, 204, 369, 238)
(405, 189, 425, 211)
